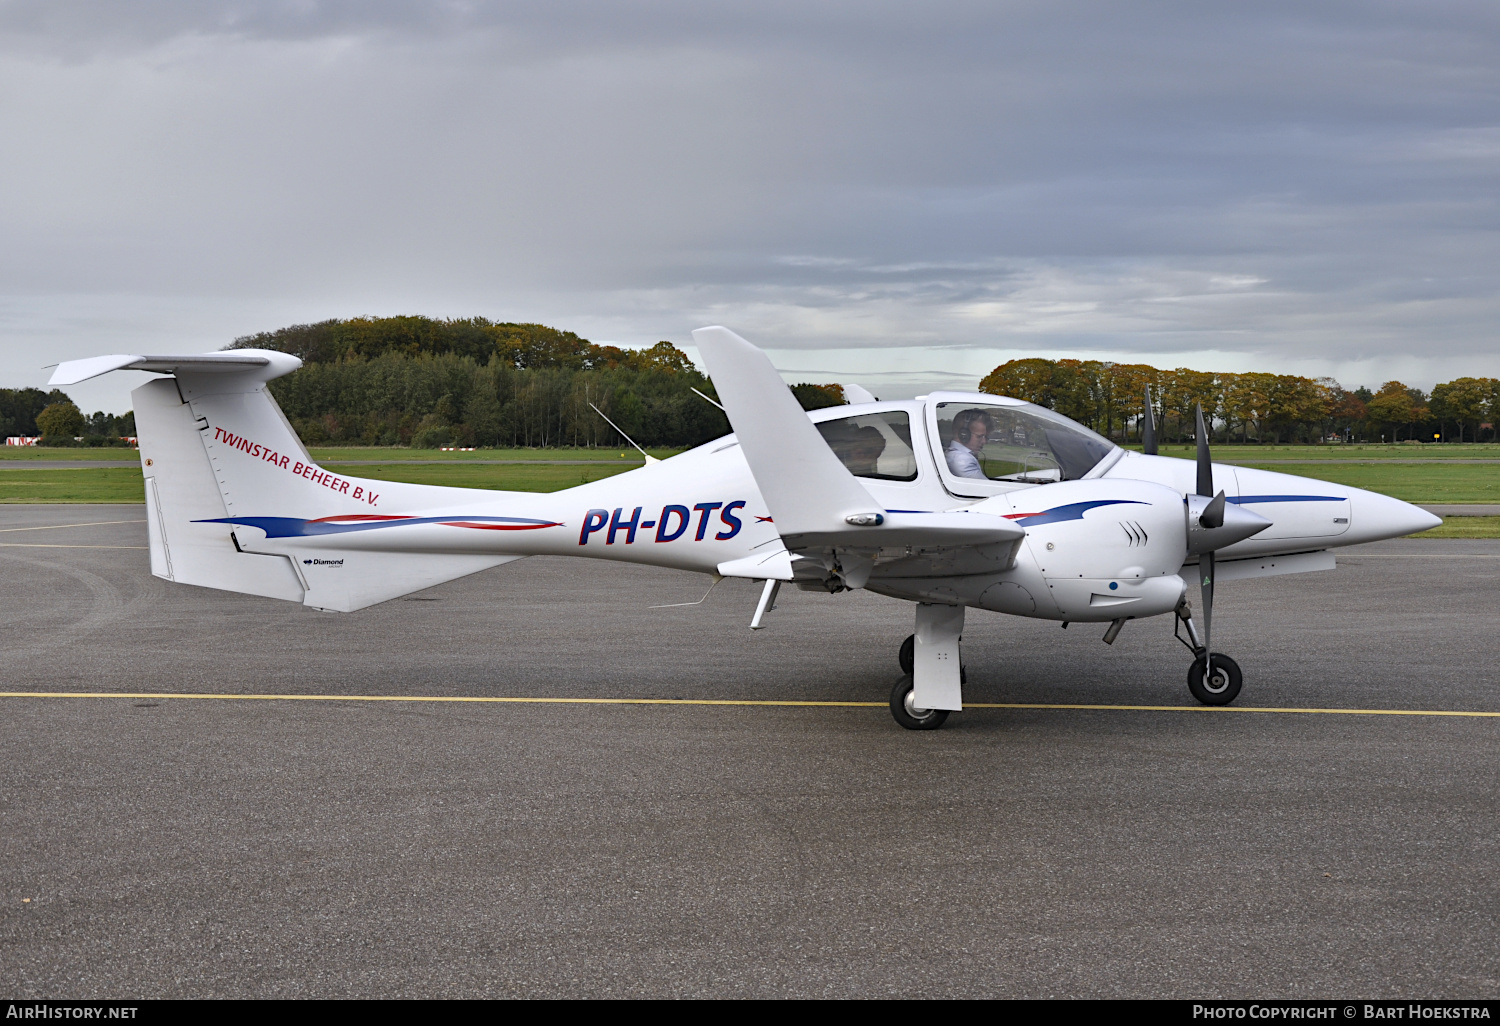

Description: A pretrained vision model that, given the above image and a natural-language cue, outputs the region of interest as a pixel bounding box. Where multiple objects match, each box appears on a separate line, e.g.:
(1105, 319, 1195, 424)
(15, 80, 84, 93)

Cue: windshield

(816, 411, 918, 482)
(935, 402, 1115, 483)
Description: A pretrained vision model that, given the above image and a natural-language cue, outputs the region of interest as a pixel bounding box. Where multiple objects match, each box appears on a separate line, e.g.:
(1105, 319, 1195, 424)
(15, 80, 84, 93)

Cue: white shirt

(946, 440, 986, 478)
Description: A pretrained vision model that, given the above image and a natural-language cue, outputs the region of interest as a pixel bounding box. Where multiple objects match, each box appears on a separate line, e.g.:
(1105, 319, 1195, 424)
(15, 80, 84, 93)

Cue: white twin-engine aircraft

(51, 327, 1438, 729)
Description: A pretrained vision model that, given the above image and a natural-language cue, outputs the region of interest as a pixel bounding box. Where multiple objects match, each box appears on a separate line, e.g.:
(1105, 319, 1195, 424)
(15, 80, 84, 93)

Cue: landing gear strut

(889, 605, 967, 730)
(1175, 600, 1242, 706)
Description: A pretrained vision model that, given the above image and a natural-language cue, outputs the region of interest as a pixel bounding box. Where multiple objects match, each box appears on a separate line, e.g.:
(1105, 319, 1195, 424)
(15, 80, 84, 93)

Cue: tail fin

(52, 350, 519, 612)
(135, 375, 306, 602)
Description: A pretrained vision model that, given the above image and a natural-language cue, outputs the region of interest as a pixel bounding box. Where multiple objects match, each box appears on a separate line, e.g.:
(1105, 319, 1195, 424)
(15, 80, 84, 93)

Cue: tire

(899, 634, 966, 682)
(1187, 652, 1243, 706)
(890, 677, 949, 730)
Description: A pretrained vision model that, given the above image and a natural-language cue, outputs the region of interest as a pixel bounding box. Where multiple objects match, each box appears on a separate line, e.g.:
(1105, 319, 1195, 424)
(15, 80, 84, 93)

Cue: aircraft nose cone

(1355, 492, 1442, 540)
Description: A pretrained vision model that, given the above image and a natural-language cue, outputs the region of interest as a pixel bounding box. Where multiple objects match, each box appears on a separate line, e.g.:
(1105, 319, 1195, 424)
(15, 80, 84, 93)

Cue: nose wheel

(1187, 651, 1242, 705)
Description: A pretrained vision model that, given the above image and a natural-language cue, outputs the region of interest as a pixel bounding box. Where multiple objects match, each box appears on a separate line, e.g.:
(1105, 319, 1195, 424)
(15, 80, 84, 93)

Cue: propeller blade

(1199, 550, 1214, 665)
(1194, 403, 1213, 498)
(1200, 489, 1226, 529)
(1142, 385, 1157, 456)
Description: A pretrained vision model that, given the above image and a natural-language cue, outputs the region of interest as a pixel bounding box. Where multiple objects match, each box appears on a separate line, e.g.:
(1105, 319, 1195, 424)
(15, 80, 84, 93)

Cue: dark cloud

(2, 1, 1498, 411)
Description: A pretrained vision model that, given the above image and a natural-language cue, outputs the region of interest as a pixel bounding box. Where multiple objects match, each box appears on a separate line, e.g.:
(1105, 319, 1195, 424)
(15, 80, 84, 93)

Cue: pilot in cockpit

(945, 408, 994, 479)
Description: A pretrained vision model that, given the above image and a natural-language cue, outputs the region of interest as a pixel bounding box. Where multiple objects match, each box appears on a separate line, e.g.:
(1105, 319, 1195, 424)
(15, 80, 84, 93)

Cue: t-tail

(50, 351, 528, 612)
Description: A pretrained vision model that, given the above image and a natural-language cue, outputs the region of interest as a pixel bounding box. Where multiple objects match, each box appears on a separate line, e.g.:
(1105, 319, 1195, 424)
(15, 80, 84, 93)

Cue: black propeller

(1195, 403, 1216, 674)
(1142, 385, 1157, 456)
(1177, 405, 1271, 702)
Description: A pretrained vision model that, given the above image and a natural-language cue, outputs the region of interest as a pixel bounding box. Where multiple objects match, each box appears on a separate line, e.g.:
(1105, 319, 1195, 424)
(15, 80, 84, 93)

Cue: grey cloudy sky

(3, 0, 1498, 414)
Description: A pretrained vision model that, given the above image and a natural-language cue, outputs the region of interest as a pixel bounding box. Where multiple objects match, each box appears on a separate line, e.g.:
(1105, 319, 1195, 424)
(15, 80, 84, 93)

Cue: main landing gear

(890, 677, 948, 730)
(1175, 601, 1242, 706)
(897, 634, 965, 683)
(892, 620, 966, 731)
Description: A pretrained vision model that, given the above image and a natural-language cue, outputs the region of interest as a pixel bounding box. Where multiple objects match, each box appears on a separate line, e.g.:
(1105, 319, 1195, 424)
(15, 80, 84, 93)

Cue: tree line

(979, 358, 1500, 444)
(2, 387, 136, 444)
(15, 314, 1495, 449)
(236, 317, 736, 448)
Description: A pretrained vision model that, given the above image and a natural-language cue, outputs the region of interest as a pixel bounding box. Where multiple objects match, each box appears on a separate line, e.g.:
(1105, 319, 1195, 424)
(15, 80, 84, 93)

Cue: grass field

(336, 462, 638, 491)
(1235, 461, 1500, 502)
(1422, 516, 1500, 538)
(1136, 443, 1500, 460)
(0, 446, 684, 463)
(0, 462, 639, 502)
(0, 467, 148, 503)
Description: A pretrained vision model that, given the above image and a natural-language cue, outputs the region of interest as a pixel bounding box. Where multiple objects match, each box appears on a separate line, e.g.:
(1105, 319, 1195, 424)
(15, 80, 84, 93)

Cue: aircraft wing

(693, 326, 1023, 587)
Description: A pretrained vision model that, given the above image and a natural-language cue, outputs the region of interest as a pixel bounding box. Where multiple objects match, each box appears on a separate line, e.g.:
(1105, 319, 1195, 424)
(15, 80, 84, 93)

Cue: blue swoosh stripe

(1229, 495, 1346, 504)
(1013, 499, 1146, 526)
(194, 515, 557, 539)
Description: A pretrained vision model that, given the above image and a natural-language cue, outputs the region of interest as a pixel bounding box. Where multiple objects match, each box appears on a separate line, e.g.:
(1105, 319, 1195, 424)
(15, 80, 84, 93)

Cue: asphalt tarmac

(2, 505, 1498, 999)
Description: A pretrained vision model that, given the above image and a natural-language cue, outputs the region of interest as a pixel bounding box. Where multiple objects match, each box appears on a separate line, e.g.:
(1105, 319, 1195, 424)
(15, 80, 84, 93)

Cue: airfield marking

(0, 543, 148, 549)
(0, 520, 146, 533)
(1, 691, 1497, 718)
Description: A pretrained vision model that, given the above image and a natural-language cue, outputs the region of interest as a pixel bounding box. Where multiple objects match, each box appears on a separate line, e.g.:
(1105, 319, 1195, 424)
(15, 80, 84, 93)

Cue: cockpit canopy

(807, 391, 1118, 495)
(931, 397, 1116, 484)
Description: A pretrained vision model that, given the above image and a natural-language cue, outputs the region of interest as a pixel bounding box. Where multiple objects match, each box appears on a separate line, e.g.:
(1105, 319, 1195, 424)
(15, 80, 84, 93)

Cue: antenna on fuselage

(690, 386, 725, 412)
(588, 402, 661, 465)
(1142, 385, 1158, 456)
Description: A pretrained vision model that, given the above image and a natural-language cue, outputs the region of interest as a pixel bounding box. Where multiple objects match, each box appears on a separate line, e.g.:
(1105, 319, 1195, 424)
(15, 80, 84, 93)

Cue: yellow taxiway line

(0, 692, 1497, 718)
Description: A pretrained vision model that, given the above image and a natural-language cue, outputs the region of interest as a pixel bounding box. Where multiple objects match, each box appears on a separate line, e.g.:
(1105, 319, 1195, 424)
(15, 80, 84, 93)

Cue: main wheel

(1187, 652, 1242, 706)
(890, 677, 949, 730)
(897, 634, 967, 683)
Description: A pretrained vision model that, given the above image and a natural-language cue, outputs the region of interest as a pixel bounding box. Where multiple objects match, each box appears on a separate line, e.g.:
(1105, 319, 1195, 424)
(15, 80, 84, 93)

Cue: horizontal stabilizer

(49, 349, 302, 386)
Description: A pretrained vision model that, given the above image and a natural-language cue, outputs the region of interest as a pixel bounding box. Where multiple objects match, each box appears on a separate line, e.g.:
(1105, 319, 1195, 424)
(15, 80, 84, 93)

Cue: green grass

(0, 462, 638, 502)
(1421, 517, 1500, 538)
(0, 447, 141, 461)
(312, 446, 682, 463)
(1237, 462, 1500, 503)
(0, 467, 147, 502)
(343, 462, 637, 491)
(0, 445, 683, 463)
(1134, 443, 1500, 460)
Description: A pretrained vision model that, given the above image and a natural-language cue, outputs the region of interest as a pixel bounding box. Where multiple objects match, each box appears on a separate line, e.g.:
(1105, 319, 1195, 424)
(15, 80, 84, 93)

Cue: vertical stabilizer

(135, 377, 305, 601)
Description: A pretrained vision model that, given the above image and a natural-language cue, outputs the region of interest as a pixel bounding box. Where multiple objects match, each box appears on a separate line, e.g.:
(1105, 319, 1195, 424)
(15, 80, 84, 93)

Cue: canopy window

(816, 411, 919, 482)
(935, 402, 1114, 484)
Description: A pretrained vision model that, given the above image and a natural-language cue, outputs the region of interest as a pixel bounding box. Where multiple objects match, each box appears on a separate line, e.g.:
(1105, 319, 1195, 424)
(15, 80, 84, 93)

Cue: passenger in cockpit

(946, 408, 994, 478)
(845, 426, 886, 476)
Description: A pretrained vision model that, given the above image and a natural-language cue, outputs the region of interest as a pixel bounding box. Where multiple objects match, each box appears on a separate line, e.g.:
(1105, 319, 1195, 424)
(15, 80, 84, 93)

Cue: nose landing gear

(1175, 600, 1242, 706)
(1187, 651, 1242, 705)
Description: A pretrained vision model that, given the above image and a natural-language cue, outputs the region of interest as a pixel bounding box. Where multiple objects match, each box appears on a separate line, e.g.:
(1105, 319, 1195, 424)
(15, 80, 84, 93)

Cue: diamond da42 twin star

(50, 327, 1439, 728)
